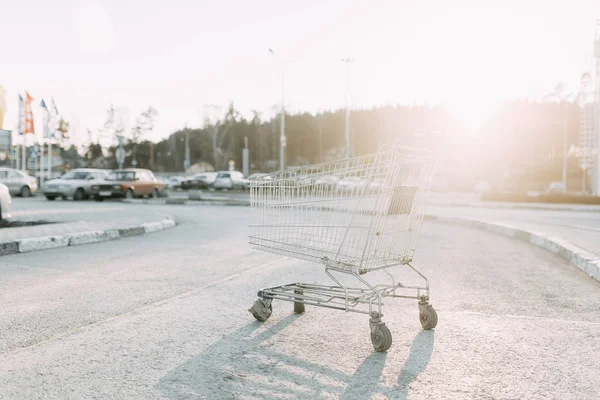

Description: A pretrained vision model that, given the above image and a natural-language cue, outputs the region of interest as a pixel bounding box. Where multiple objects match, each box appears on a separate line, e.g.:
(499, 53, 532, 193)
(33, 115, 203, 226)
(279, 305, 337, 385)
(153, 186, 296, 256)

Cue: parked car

(181, 172, 217, 190)
(212, 171, 247, 190)
(245, 173, 271, 190)
(336, 177, 367, 192)
(548, 182, 566, 193)
(0, 182, 12, 220)
(164, 176, 186, 190)
(43, 168, 109, 201)
(0, 168, 38, 197)
(314, 175, 340, 190)
(90, 169, 164, 201)
(248, 173, 272, 181)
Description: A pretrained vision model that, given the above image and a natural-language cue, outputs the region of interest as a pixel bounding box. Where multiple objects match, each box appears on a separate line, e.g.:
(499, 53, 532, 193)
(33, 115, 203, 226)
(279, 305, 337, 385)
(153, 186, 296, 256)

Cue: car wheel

(73, 188, 85, 201)
(126, 189, 135, 199)
(45, 195, 56, 201)
(152, 188, 159, 199)
(20, 186, 31, 198)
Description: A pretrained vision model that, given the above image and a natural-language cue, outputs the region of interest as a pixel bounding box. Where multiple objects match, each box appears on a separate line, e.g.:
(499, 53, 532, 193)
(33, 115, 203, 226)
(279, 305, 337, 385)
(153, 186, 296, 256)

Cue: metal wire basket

(248, 145, 438, 352)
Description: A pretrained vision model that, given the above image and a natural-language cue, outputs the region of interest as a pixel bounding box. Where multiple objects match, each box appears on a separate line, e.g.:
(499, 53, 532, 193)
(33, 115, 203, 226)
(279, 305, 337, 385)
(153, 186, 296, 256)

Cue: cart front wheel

(293, 289, 305, 314)
(419, 305, 438, 330)
(370, 324, 393, 352)
(249, 299, 272, 322)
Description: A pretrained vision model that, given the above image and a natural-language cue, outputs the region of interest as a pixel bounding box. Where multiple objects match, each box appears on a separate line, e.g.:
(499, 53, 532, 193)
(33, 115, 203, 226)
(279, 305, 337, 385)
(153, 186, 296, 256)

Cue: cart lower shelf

(248, 270, 438, 352)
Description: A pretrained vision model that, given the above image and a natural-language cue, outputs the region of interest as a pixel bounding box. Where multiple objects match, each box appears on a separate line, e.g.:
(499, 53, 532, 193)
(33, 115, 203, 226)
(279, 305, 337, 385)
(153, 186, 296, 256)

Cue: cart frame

(248, 145, 437, 351)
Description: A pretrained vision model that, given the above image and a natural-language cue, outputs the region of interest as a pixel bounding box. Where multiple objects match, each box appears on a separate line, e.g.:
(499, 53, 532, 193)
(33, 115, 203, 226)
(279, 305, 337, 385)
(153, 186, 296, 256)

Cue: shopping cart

(248, 145, 437, 352)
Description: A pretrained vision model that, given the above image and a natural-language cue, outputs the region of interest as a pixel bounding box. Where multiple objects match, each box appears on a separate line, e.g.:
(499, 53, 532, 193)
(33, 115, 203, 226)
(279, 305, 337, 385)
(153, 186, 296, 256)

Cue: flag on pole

(40, 99, 51, 139)
(48, 97, 59, 139)
(24, 92, 35, 134)
(18, 94, 24, 135)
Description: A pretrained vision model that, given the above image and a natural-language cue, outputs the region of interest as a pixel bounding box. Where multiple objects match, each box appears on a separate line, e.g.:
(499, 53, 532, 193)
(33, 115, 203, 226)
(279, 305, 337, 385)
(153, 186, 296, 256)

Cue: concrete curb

(121, 198, 250, 207)
(431, 202, 600, 212)
(427, 215, 600, 282)
(2, 217, 176, 256)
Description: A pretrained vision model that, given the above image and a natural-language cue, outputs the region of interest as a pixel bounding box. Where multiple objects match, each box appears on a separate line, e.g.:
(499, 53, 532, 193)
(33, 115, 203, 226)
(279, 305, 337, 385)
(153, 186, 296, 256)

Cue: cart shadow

(340, 330, 435, 400)
(157, 316, 435, 399)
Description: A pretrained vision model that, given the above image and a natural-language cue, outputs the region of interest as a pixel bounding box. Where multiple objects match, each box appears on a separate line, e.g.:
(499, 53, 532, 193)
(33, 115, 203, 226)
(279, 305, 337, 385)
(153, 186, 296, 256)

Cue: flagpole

(22, 137, 26, 171)
(48, 140, 52, 180)
(48, 98, 58, 181)
(39, 140, 44, 185)
(15, 141, 20, 170)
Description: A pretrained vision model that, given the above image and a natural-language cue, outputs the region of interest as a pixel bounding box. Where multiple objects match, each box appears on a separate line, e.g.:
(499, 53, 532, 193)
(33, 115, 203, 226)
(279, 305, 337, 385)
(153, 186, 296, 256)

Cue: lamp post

(594, 21, 600, 196)
(184, 124, 190, 171)
(576, 73, 593, 193)
(561, 96, 570, 192)
(548, 83, 572, 192)
(269, 48, 286, 170)
(341, 57, 354, 159)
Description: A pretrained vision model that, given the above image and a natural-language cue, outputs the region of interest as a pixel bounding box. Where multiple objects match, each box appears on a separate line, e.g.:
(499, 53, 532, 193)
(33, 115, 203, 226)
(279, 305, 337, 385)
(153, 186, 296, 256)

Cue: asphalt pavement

(427, 204, 600, 257)
(0, 197, 174, 242)
(0, 200, 599, 399)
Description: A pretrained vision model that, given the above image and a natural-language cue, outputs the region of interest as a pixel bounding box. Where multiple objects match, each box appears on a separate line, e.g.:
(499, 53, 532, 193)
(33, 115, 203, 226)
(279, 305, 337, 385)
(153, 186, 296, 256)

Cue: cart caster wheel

(419, 305, 438, 330)
(293, 289, 305, 314)
(293, 302, 305, 314)
(370, 324, 393, 352)
(249, 299, 272, 322)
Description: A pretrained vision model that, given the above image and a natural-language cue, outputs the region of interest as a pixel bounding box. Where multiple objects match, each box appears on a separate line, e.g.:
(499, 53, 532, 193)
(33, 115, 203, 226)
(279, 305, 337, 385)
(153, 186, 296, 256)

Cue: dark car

(91, 169, 164, 201)
(180, 172, 217, 190)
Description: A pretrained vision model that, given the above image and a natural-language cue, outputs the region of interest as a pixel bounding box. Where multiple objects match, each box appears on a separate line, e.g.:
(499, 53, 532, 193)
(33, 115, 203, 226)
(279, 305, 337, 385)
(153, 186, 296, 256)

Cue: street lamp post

(342, 57, 354, 159)
(561, 100, 569, 191)
(184, 124, 190, 171)
(549, 83, 572, 192)
(594, 21, 600, 196)
(269, 49, 286, 170)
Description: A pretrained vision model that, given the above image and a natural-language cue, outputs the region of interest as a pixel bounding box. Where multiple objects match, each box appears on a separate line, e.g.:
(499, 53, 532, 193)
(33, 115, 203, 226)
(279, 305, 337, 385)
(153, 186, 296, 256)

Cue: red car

(91, 169, 164, 201)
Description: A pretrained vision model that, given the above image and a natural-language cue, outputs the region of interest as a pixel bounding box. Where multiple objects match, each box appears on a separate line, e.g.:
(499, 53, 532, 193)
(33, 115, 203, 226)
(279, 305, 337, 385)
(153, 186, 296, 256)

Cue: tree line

(55, 101, 589, 192)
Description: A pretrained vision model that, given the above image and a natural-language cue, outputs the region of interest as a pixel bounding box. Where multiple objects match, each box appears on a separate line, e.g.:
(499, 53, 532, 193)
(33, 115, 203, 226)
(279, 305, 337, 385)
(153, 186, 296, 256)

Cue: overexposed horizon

(1, 0, 598, 146)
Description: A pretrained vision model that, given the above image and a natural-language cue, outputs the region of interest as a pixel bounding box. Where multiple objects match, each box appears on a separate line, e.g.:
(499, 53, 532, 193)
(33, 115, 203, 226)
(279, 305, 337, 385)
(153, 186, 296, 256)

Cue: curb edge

(430, 215, 600, 282)
(3, 218, 176, 256)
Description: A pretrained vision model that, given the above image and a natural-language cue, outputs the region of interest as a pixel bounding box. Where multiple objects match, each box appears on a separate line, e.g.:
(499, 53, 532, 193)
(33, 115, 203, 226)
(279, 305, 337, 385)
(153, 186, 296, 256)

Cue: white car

(337, 177, 368, 192)
(43, 169, 109, 201)
(0, 182, 12, 220)
(314, 175, 339, 189)
(212, 171, 247, 190)
(0, 168, 38, 197)
(248, 173, 272, 181)
(548, 182, 566, 193)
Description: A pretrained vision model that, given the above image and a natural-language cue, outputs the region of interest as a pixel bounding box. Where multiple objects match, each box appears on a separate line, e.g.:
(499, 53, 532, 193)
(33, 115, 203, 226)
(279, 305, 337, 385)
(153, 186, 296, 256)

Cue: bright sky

(1, 0, 598, 145)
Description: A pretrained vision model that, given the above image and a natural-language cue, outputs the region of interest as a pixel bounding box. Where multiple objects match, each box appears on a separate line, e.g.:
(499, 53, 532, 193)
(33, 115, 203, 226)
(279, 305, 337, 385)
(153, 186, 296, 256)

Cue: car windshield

(108, 171, 136, 181)
(61, 171, 89, 180)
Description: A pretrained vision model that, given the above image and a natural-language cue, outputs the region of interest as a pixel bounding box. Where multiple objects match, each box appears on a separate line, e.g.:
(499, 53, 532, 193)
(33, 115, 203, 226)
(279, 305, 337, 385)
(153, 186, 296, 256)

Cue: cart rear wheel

(249, 299, 272, 322)
(293, 289, 305, 314)
(370, 324, 393, 352)
(419, 305, 438, 330)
